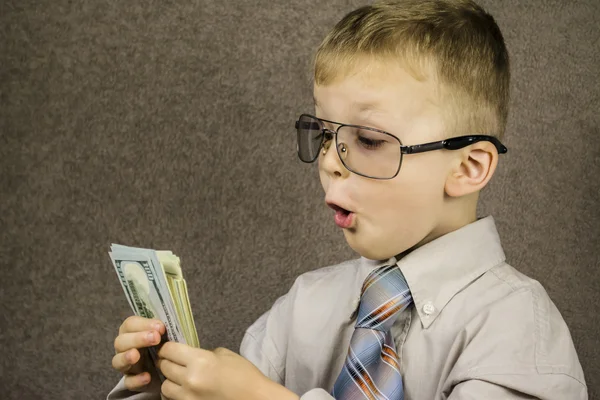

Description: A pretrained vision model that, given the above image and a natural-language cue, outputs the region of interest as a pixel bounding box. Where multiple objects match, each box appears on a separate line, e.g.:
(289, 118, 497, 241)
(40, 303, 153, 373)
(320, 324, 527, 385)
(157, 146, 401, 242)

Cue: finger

(114, 330, 161, 353)
(123, 372, 152, 391)
(119, 316, 166, 335)
(158, 342, 204, 366)
(112, 349, 141, 373)
(157, 359, 186, 385)
(161, 379, 184, 400)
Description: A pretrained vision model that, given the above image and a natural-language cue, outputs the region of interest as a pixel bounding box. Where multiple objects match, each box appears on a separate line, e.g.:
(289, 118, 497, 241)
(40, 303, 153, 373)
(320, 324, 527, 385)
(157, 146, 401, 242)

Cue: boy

(108, 0, 587, 399)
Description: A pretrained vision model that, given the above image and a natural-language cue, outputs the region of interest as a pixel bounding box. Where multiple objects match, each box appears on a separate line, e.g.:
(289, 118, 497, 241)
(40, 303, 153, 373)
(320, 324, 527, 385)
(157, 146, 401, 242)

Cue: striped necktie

(332, 264, 413, 400)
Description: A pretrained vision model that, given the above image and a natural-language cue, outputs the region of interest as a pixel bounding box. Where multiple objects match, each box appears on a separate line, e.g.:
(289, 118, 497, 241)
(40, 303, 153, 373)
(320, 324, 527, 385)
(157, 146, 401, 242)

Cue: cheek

(318, 164, 327, 191)
(361, 159, 447, 221)
(375, 187, 428, 221)
(400, 154, 449, 197)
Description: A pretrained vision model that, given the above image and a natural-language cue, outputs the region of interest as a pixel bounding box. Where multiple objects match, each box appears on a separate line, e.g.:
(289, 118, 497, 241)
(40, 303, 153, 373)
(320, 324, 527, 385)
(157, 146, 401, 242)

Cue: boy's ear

(445, 142, 499, 197)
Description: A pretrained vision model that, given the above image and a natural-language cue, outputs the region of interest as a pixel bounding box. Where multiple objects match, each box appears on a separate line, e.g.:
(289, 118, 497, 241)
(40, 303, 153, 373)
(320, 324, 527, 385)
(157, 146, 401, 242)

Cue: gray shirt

(108, 216, 587, 399)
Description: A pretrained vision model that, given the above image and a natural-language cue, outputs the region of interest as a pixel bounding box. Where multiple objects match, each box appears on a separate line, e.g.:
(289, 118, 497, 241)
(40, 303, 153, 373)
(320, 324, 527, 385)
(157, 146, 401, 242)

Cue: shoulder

(288, 258, 364, 298)
(449, 262, 587, 396)
(243, 257, 364, 337)
(480, 262, 577, 352)
(487, 261, 546, 293)
(459, 261, 567, 322)
(467, 262, 581, 363)
(271, 258, 365, 326)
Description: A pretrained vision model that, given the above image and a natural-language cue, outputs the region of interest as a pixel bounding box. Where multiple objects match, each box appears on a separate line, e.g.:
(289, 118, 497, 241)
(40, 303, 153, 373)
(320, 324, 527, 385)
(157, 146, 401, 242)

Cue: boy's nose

(319, 139, 350, 179)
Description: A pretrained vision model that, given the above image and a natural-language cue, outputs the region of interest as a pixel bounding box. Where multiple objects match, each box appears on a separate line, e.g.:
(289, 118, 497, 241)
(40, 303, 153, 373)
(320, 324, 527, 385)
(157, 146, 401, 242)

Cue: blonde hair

(314, 0, 510, 138)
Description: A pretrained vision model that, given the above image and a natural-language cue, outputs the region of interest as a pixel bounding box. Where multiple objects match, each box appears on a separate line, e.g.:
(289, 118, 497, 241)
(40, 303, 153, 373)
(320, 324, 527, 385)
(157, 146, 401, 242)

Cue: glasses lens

(296, 115, 323, 162)
(337, 126, 401, 179)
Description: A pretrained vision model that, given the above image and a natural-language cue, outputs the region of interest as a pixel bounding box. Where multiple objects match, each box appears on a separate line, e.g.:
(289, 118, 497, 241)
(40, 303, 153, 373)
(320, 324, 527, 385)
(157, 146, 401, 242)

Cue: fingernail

(147, 332, 156, 342)
(141, 374, 150, 384)
(152, 323, 162, 332)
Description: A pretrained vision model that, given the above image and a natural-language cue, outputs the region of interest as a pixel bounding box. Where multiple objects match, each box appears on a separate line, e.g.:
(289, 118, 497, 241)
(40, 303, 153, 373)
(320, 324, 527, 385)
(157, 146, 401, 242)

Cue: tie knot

(356, 264, 413, 331)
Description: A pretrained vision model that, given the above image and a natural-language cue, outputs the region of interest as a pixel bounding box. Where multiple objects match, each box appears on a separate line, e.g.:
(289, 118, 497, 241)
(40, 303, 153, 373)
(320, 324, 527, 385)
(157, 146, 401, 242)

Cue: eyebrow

(350, 91, 386, 111)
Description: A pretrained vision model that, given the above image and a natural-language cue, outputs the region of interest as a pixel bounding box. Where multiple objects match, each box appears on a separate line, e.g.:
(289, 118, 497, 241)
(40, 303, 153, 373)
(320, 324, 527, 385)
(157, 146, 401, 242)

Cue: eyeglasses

(295, 114, 508, 180)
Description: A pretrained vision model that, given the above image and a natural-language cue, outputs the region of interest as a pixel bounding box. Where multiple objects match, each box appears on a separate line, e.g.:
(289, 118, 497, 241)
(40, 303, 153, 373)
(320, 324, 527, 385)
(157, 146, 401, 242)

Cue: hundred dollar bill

(109, 244, 199, 348)
(156, 251, 199, 348)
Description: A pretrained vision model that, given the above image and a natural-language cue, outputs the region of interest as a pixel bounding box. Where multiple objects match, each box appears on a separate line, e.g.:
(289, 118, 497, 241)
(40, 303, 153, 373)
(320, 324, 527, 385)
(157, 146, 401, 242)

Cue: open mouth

(327, 203, 355, 229)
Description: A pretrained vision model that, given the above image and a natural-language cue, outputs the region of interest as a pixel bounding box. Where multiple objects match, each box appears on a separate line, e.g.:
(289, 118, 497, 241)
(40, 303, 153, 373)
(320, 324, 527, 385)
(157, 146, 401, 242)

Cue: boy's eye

(357, 133, 386, 149)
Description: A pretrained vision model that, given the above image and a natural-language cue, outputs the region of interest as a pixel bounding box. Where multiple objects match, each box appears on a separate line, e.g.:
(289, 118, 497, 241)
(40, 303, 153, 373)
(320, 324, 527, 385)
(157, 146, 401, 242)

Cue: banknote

(109, 244, 199, 348)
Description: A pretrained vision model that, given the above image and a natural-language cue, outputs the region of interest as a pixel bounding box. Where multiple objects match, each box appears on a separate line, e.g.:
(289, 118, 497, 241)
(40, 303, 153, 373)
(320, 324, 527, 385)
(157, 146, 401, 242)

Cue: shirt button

(422, 302, 435, 315)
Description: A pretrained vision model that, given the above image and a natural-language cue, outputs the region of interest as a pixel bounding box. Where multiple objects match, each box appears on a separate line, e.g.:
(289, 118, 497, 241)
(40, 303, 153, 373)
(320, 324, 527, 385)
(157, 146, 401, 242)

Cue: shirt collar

(354, 216, 505, 329)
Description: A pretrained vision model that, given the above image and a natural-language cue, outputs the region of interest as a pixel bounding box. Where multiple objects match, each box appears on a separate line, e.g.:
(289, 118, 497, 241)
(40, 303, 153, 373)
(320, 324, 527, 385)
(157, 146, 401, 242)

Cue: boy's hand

(157, 342, 299, 400)
(112, 316, 166, 391)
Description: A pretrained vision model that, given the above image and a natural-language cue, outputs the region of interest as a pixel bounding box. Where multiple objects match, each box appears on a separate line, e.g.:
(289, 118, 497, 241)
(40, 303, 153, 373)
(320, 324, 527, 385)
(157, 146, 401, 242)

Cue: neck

(395, 192, 479, 261)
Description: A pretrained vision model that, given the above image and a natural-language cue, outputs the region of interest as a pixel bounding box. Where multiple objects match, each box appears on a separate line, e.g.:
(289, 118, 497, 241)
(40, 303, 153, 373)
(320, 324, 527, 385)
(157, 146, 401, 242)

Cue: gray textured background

(1, 0, 598, 399)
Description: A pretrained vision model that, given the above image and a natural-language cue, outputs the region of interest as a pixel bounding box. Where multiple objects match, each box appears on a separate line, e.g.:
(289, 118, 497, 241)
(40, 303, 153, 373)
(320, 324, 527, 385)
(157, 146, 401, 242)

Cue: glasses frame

(295, 113, 508, 180)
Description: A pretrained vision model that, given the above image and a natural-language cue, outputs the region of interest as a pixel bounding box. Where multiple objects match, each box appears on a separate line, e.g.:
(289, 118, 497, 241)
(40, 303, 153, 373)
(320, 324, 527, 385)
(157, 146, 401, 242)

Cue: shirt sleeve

(444, 283, 588, 400)
(239, 282, 338, 400)
(447, 374, 587, 400)
(239, 293, 290, 384)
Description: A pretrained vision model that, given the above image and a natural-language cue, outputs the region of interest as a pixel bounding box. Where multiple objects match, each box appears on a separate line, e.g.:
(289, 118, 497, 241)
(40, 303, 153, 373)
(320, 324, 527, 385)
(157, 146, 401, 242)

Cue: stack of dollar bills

(109, 244, 200, 349)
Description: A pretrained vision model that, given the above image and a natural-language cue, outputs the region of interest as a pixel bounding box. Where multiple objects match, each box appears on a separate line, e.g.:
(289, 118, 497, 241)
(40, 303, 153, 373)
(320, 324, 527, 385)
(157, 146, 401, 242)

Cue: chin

(343, 225, 424, 262)
(343, 230, 399, 261)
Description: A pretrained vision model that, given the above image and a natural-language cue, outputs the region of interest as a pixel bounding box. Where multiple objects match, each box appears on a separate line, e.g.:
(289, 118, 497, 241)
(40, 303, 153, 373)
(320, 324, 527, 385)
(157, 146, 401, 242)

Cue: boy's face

(314, 60, 458, 260)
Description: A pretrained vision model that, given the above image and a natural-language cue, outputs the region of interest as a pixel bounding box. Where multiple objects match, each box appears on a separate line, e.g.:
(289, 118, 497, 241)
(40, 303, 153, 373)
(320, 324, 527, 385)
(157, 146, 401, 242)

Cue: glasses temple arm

(401, 141, 446, 154)
(402, 136, 508, 155)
